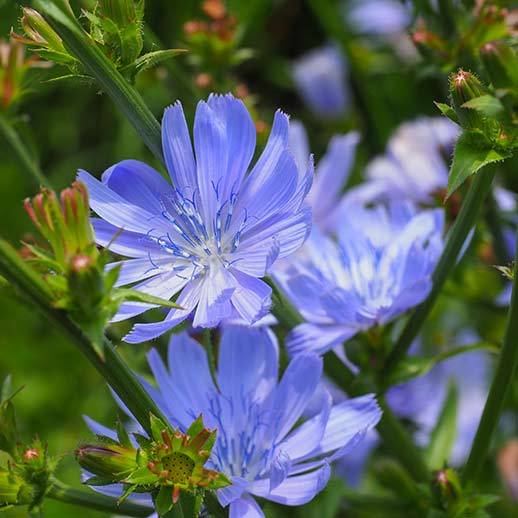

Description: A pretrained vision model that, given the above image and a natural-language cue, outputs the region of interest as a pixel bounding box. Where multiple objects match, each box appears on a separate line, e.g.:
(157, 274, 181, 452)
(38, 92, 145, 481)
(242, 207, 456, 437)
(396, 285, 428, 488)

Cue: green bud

(432, 468, 462, 506)
(0, 470, 32, 506)
(76, 444, 139, 481)
(449, 69, 487, 130)
(20, 8, 67, 53)
(98, 0, 139, 26)
(480, 40, 518, 90)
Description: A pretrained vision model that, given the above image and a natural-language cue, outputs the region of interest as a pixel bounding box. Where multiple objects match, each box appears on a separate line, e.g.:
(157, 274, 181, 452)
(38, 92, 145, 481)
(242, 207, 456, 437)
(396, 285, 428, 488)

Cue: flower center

(161, 452, 195, 484)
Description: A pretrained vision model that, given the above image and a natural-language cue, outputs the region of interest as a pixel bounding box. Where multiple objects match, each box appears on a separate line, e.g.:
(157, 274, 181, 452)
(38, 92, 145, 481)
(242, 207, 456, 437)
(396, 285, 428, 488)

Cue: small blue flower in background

(346, 0, 410, 36)
(333, 337, 491, 485)
(290, 120, 359, 233)
(275, 202, 444, 355)
(78, 94, 312, 343)
(292, 46, 350, 119)
(347, 117, 459, 205)
(85, 327, 382, 517)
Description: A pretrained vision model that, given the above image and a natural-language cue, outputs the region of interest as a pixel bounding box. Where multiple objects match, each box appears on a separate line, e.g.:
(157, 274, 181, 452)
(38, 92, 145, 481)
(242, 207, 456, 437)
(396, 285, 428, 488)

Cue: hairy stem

(462, 227, 518, 485)
(47, 480, 152, 517)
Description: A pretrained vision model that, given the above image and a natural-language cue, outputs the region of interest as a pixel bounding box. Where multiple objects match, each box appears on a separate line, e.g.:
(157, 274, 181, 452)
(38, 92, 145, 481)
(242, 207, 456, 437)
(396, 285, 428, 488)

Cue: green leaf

(425, 382, 458, 469)
(116, 417, 133, 449)
(387, 343, 498, 386)
(113, 288, 183, 309)
(131, 49, 187, 75)
(462, 95, 504, 118)
(149, 413, 167, 443)
(155, 486, 173, 515)
(123, 467, 156, 485)
(447, 133, 510, 197)
(434, 102, 459, 124)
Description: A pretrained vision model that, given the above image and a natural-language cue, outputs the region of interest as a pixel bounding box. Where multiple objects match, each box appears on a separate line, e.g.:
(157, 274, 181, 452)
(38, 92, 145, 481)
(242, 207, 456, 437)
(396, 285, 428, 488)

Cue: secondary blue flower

(292, 46, 349, 119)
(346, 0, 410, 36)
(276, 202, 444, 355)
(347, 117, 459, 205)
(85, 327, 381, 517)
(290, 120, 359, 233)
(78, 94, 312, 343)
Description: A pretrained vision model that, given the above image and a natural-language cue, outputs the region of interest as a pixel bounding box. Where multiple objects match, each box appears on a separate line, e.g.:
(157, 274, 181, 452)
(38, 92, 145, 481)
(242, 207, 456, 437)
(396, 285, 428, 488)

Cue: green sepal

(462, 95, 504, 119)
(434, 102, 459, 124)
(129, 48, 187, 77)
(116, 417, 133, 449)
(149, 413, 168, 443)
(82, 475, 117, 486)
(133, 433, 152, 450)
(117, 483, 138, 504)
(122, 467, 156, 485)
(155, 485, 173, 515)
(113, 288, 183, 309)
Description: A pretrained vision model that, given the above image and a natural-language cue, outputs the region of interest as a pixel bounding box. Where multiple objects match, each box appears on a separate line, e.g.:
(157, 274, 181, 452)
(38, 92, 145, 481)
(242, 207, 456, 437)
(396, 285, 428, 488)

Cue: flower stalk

(383, 169, 496, 384)
(462, 227, 518, 485)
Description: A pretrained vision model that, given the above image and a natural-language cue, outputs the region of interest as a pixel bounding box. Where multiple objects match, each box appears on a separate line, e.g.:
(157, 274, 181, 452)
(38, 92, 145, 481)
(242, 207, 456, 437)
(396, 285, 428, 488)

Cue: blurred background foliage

(0, 0, 518, 516)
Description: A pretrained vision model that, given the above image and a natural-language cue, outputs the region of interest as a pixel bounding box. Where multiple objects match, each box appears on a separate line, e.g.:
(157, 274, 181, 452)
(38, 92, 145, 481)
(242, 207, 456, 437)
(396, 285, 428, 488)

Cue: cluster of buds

(411, 2, 511, 71)
(16, 1, 183, 83)
(23, 182, 180, 351)
(184, 0, 237, 43)
(0, 378, 58, 512)
(0, 37, 49, 111)
(76, 415, 229, 514)
(12, 8, 77, 71)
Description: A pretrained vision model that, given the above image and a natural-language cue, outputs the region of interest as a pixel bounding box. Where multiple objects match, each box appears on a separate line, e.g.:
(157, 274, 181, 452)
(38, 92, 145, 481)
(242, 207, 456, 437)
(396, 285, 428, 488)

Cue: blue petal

(230, 270, 272, 324)
(78, 170, 166, 235)
(217, 476, 249, 507)
(207, 94, 256, 201)
(218, 326, 279, 406)
(83, 416, 117, 440)
(123, 279, 202, 343)
(101, 160, 171, 214)
(268, 353, 322, 442)
(193, 100, 228, 225)
(108, 257, 173, 287)
(166, 332, 216, 424)
(92, 219, 165, 258)
(279, 391, 331, 461)
(286, 323, 357, 356)
(270, 450, 292, 491)
(249, 464, 330, 505)
(312, 394, 381, 457)
(162, 102, 197, 192)
(229, 495, 264, 518)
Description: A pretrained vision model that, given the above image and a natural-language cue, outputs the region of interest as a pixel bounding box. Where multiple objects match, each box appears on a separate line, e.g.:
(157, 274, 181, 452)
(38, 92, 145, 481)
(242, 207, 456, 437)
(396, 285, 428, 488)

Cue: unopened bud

(98, 0, 138, 26)
(21, 8, 66, 52)
(22, 448, 40, 462)
(480, 40, 518, 90)
(202, 0, 227, 20)
(449, 69, 486, 129)
(432, 468, 462, 504)
(76, 444, 138, 481)
(412, 29, 447, 59)
(195, 73, 212, 89)
(498, 440, 518, 500)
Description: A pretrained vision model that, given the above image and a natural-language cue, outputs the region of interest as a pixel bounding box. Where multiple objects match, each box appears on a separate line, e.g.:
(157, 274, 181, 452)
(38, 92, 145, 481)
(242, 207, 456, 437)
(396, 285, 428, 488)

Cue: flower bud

(449, 69, 486, 129)
(20, 8, 66, 53)
(480, 41, 518, 90)
(76, 444, 138, 481)
(498, 439, 518, 500)
(98, 0, 138, 26)
(432, 468, 462, 506)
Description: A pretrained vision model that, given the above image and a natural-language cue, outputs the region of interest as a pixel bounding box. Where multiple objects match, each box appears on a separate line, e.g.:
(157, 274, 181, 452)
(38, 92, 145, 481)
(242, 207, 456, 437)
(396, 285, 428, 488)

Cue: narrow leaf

(434, 101, 459, 124)
(462, 95, 504, 118)
(113, 288, 183, 309)
(425, 382, 458, 469)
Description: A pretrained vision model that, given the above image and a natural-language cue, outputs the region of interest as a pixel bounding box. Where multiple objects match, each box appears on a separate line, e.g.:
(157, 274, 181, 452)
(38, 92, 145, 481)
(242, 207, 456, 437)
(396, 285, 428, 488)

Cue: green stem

(485, 191, 510, 265)
(383, 170, 495, 384)
(47, 480, 152, 517)
(34, 0, 163, 165)
(0, 112, 50, 188)
(0, 239, 167, 436)
(203, 328, 218, 387)
(462, 227, 518, 485)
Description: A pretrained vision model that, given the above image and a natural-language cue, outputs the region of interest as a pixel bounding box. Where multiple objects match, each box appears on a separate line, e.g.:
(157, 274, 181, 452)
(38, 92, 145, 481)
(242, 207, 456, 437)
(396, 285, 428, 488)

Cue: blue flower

(275, 202, 444, 355)
(346, 0, 410, 36)
(292, 46, 349, 119)
(346, 117, 459, 205)
(85, 327, 381, 517)
(77, 94, 312, 343)
(290, 120, 359, 233)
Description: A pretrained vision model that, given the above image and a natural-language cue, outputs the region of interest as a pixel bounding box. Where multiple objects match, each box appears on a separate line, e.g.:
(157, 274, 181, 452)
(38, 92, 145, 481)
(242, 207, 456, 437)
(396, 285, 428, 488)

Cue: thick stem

(462, 227, 518, 485)
(47, 480, 152, 517)
(0, 112, 50, 188)
(383, 170, 495, 383)
(0, 239, 167, 436)
(34, 0, 163, 165)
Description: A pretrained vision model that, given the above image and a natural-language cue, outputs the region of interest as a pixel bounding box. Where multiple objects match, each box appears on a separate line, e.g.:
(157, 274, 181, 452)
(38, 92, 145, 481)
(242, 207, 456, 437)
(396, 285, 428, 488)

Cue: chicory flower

(85, 327, 381, 517)
(276, 202, 444, 355)
(78, 94, 312, 343)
